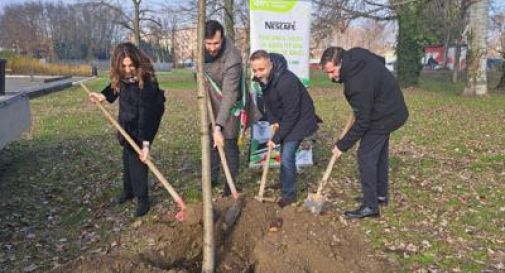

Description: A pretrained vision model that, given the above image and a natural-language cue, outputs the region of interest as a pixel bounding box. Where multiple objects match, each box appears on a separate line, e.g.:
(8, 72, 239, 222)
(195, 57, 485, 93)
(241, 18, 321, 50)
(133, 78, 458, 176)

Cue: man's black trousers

(357, 133, 390, 209)
(210, 138, 239, 195)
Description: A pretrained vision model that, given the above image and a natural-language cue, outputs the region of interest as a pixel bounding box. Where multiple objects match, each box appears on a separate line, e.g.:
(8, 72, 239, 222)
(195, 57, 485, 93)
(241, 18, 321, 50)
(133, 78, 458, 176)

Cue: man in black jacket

(250, 50, 319, 207)
(320, 47, 409, 219)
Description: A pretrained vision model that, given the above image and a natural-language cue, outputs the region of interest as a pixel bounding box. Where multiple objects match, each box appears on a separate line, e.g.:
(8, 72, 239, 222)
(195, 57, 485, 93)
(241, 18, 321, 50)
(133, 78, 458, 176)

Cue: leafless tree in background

(0, 2, 51, 57)
(223, 0, 235, 41)
(159, 5, 195, 67)
(85, 0, 162, 46)
(0, 2, 125, 61)
(462, 0, 489, 96)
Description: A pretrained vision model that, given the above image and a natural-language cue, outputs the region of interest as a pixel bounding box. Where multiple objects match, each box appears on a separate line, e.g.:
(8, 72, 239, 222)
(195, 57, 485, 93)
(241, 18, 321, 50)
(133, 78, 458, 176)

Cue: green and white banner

(248, 0, 313, 169)
(250, 0, 311, 86)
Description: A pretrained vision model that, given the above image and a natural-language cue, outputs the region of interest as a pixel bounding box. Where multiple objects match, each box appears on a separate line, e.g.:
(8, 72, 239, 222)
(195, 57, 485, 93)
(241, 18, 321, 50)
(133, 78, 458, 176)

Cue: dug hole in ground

(52, 197, 393, 273)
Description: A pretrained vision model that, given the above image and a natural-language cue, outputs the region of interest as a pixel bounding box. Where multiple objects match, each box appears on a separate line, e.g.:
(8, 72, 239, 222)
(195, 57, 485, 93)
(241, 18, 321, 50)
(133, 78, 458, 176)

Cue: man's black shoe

(134, 199, 150, 217)
(353, 196, 389, 206)
(114, 192, 134, 205)
(344, 205, 380, 219)
(211, 179, 218, 188)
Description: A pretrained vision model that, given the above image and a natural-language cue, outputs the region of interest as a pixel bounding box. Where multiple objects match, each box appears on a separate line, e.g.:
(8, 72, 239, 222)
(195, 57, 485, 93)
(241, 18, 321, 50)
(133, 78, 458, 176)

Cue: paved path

(5, 75, 86, 93)
(5, 75, 91, 98)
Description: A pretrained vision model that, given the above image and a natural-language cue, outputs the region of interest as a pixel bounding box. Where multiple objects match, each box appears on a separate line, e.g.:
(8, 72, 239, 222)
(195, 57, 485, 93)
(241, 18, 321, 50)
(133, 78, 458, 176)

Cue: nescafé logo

(264, 21, 296, 30)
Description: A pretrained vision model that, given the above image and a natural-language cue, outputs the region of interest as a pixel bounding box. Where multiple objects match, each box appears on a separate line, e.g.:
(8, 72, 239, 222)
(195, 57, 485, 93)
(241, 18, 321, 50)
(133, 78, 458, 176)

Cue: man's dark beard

(209, 48, 220, 56)
(205, 39, 226, 63)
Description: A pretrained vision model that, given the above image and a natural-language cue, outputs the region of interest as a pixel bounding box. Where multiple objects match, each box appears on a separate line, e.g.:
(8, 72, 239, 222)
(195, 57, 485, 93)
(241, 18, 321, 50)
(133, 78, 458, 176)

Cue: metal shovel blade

(305, 193, 324, 215)
(222, 196, 245, 234)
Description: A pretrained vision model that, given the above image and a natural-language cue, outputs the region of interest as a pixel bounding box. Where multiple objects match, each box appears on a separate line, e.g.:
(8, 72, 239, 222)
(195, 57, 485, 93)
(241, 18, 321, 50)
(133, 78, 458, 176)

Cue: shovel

(81, 82, 186, 222)
(254, 124, 278, 203)
(305, 114, 355, 215)
(206, 89, 244, 232)
(205, 91, 240, 200)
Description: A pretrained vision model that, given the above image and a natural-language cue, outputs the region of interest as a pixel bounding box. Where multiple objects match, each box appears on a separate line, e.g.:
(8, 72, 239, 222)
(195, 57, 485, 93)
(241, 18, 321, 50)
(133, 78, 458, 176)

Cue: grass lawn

(0, 69, 504, 272)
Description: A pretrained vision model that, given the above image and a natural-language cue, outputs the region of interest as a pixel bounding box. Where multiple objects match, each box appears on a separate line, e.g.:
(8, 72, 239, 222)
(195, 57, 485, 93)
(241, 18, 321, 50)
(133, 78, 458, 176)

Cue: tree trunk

(462, 0, 488, 96)
(442, 1, 450, 69)
(496, 57, 505, 90)
(495, 34, 505, 90)
(442, 31, 451, 69)
(171, 27, 178, 69)
(245, 26, 250, 65)
(224, 0, 235, 41)
(452, 0, 470, 83)
(197, 0, 215, 272)
(133, 0, 141, 47)
(451, 44, 461, 83)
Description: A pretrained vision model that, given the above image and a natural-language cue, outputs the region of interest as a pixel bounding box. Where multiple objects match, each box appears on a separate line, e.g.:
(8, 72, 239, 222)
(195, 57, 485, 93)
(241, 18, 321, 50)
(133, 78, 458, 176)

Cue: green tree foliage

(395, 3, 426, 87)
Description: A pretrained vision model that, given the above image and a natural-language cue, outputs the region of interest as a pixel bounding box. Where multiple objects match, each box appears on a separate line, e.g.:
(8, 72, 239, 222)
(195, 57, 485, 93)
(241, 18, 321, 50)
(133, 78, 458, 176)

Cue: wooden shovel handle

(316, 114, 355, 196)
(257, 124, 278, 198)
(205, 92, 239, 199)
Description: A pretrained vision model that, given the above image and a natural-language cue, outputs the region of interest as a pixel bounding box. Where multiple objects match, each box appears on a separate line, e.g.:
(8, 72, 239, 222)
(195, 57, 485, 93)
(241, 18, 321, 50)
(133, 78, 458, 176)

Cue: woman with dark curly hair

(89, 42, 165, 217)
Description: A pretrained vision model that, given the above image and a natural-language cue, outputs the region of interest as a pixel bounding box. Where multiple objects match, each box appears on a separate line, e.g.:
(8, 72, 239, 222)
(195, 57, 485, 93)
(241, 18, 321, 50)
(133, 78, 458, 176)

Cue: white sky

(1, 0, 503, 23)
(0, 0, 186, 12)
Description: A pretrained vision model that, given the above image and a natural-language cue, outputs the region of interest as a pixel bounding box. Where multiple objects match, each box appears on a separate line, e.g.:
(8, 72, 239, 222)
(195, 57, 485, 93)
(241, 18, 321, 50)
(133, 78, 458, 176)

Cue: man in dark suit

(320, 47, 409, 219)
(204, 20, 243, 196)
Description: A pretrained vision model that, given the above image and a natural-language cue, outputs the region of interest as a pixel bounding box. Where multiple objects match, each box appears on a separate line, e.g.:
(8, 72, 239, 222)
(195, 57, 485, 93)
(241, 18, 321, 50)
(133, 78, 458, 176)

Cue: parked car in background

(487, 58, 504, 71)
